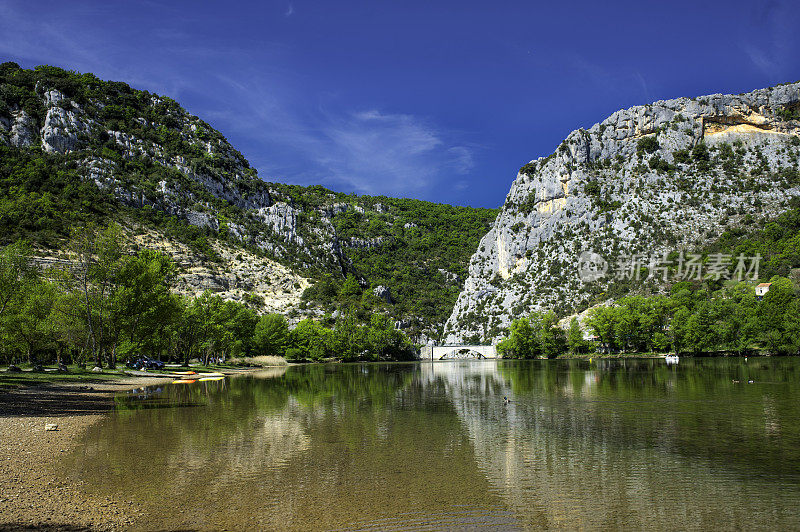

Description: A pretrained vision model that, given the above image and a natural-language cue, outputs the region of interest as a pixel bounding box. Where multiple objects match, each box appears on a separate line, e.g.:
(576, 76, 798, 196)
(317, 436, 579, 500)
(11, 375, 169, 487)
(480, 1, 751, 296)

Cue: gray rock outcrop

(373, 285, 393, 304)
(9, 110, 36, 147)
(40, 89, 92, 153)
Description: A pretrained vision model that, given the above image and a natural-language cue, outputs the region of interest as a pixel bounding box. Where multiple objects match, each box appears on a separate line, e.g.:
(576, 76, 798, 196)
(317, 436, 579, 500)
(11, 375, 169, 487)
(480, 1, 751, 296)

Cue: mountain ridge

(0, 62, 497, 342)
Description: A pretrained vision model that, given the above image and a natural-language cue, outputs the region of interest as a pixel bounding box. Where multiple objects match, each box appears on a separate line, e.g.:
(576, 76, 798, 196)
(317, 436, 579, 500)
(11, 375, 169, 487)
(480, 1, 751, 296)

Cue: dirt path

(0, 371, 252, 531)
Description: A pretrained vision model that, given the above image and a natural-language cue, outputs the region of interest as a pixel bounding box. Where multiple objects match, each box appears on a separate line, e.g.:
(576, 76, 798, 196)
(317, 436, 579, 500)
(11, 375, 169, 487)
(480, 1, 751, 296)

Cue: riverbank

(552, 352, 773, 360)
(0, 367, 257, 531)
(554, 352, 668, 360)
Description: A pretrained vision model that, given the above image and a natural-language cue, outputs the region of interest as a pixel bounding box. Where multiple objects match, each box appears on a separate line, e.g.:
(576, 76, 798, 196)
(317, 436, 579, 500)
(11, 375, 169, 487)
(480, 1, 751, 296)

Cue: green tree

(289, 319, 332, 361)
(192, 292, 226, 365)
(4, 276, 57, 367)
(68, 223, 125, 368)
(757, 277, 799, 354)
(538, 311, 567, 358)
(51, 289, 90, 366)
(497, 311, 566, 359)
(220, 300, 259, 359)
(367, 313, 412, 360)
(0, 240, 34, 318)
(497, 317, 539, 358)
(681, 302, 717, 354)
(173, 297, 203, 366)
(331, 314, 369, 361)
(586, 306, 619, 352)
(707, 284, 757, 354)
(112, 249, 178, 362)
(253, 314, 289, 357)
(670, 306, 692, 354)
(339, 274, 362, 298)
(567, 317, 589, 355)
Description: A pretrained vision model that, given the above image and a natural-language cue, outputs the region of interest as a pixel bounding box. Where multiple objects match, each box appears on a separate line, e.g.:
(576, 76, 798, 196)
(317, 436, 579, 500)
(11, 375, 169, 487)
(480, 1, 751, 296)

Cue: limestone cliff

(444, 82, 800, 343)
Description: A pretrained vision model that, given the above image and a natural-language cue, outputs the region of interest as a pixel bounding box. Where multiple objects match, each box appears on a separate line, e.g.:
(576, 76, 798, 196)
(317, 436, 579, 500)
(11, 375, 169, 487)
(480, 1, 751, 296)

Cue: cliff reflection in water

(431, 359, 800, 529)
(67, 359, 800, 530)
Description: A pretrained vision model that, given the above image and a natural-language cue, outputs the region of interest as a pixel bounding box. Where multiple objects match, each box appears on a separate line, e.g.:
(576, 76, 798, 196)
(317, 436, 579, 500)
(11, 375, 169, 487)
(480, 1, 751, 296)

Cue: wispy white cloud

(453, 180, 469, 191)
(446, 146, 474, 175)
(204, 73, 475, 196)
(742, 45, 780, 79)
(634, 72, 651, 103)
(316, 109, 448, 194)
(0, 1, 195, 98)
(285, 2, 294, 17)
(740, 0, 796, 81)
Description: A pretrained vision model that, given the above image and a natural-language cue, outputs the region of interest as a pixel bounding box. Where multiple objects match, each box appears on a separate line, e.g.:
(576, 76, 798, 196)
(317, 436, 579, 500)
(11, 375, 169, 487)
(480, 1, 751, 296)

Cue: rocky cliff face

(0, 74, 338, 268)
(0, 65, 416, 279)
(444, 82, 800, 343)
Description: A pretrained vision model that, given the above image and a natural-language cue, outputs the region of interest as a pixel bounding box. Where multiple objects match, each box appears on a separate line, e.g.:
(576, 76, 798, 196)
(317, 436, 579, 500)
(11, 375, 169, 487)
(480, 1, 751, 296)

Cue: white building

(756, 282, 772, 300)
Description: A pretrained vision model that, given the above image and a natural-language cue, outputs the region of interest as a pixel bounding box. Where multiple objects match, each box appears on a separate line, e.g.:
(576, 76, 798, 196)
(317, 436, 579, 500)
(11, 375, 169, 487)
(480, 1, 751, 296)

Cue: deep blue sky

(2, 1, 798, 207)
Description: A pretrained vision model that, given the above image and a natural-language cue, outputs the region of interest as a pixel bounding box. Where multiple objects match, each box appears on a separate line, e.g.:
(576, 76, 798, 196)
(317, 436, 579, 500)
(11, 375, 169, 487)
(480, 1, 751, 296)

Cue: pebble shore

(0, 373, 238, 530)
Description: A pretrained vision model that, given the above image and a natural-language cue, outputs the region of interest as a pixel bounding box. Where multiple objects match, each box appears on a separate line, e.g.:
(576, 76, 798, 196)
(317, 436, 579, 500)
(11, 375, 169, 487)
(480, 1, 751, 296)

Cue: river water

(65, 358, 800, 530)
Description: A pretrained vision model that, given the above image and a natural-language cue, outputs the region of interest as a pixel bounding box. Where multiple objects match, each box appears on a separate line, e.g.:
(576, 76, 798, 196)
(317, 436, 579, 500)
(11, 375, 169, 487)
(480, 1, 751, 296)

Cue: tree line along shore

(498, 277, 800, 359)
(0, 223, 417, 371)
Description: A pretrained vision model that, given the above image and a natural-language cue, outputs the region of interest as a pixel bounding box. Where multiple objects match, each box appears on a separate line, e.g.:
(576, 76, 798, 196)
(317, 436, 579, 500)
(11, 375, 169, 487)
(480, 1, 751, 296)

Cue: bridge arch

(439, 347, 486, 360)
(424, 344, 498, 360)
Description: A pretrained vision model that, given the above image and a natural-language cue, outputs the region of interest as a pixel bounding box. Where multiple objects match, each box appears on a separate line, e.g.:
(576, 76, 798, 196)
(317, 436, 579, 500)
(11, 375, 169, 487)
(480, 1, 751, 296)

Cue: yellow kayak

(198, 376, 225, 382)
(173, 371, 196, 375)
(196, 372, 225, 377)
(172, 379, 196, 384)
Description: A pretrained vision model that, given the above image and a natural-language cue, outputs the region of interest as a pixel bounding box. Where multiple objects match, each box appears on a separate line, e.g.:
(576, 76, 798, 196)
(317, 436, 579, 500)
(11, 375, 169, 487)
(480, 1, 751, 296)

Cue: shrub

(777, 106, 800, 121)
(584, 181, 601, 197)
(229, 355, 287, 367)
(284, 348, 305, 361)
(649, 156, 673, 173)
(519, 162, 537, 176)
(637, 136, 659, 155)
(672, 149, 690, 164)
(692, 142, 710, 162)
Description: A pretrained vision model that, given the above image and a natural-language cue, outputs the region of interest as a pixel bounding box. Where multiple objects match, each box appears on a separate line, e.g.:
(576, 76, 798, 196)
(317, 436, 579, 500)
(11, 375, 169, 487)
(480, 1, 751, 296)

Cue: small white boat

(665, 354, 679, 365)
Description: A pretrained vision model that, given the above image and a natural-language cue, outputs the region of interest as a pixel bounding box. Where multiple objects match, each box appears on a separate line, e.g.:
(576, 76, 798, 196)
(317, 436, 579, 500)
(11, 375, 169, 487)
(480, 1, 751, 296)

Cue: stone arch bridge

(420, 345, 498, 360)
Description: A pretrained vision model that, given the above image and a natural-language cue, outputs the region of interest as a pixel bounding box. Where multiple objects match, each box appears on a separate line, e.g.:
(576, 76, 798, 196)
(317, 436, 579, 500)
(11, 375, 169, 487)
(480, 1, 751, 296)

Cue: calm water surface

(65, 358, 800, 530)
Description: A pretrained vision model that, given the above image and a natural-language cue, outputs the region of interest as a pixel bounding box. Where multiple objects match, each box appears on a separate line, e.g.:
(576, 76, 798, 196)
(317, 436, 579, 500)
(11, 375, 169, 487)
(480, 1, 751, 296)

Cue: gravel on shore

(0, 370, 251, 531)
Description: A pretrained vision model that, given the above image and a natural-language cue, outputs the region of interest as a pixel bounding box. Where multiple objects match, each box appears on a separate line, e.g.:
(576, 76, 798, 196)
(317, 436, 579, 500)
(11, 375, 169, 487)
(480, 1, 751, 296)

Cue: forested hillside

(0, 63, 497, 344)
